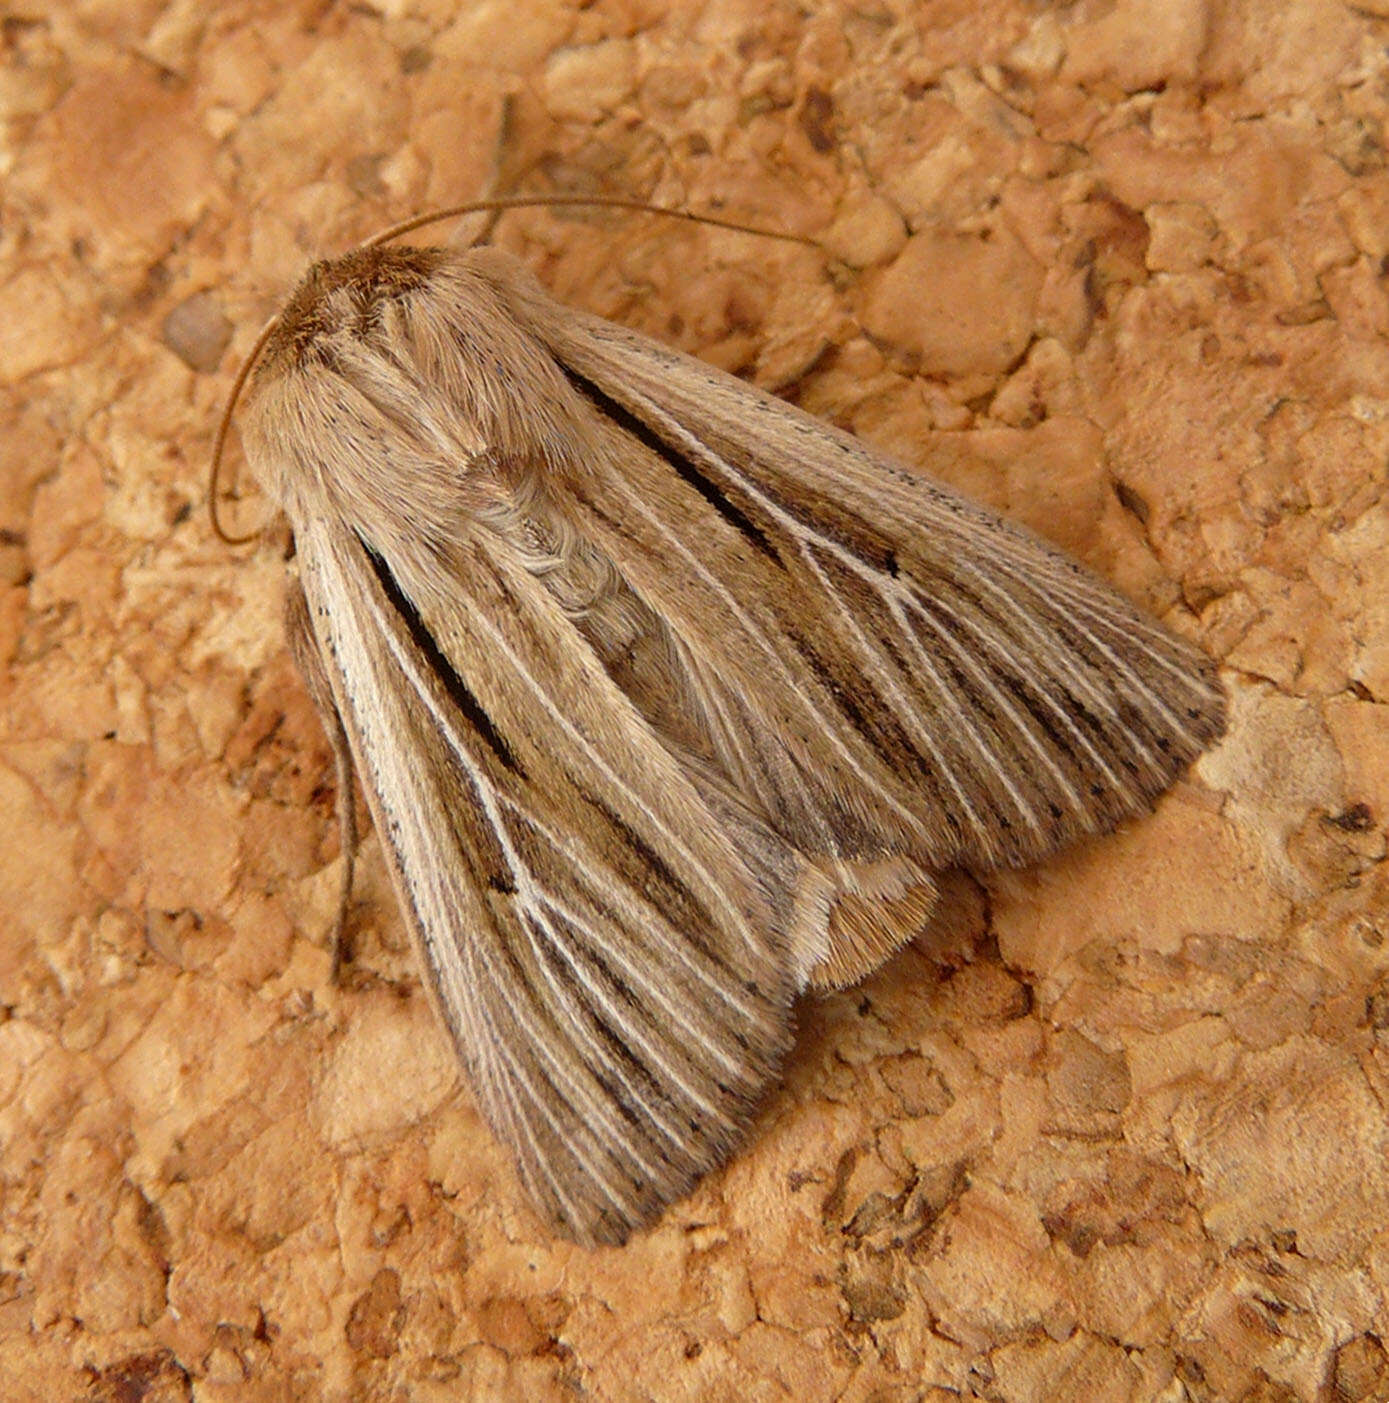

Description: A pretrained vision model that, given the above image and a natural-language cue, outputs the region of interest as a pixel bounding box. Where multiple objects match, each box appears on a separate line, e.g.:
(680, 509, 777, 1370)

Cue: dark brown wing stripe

(361, 536, 526, 778)
(564, 369, 784, 565)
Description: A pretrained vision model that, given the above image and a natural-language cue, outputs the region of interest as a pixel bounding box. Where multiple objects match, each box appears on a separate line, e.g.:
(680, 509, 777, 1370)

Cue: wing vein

(796, 542, 994, 850)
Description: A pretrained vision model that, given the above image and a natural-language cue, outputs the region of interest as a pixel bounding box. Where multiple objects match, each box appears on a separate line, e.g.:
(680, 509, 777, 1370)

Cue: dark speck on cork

(260, 244, 452, 374)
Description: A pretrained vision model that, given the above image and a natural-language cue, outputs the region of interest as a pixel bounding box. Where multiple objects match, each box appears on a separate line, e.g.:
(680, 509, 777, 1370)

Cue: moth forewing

(236, 237, 1225, 1245)
(475, 248, 1226, 862)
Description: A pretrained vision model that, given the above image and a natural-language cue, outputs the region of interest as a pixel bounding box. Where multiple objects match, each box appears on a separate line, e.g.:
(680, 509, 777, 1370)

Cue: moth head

(229, 239, 577, 550)
(209, 196, 814, 545)
(257, 244, 453, 378)
(233, 243, 480, 527)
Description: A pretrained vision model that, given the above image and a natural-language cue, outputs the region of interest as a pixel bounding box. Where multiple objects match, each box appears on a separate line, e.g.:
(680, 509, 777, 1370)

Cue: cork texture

(4, 2, 1389, 1399)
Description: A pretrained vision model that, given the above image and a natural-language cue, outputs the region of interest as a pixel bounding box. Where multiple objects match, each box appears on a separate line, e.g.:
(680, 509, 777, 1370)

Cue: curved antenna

(208, 314, 281, 544)
(360, 192, 819, 250)
(208, 193, 818, 543)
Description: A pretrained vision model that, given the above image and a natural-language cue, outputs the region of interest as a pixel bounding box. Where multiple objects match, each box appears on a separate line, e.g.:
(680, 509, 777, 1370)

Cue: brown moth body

(239, 241, 1225, 1246)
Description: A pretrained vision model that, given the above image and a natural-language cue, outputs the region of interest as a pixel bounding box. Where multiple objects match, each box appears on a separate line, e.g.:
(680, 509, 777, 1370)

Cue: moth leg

(285, 580, 358, 980)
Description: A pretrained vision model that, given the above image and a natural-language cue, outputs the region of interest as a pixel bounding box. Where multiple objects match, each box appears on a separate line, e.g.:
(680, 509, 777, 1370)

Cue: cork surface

(4, 2, 1389, 1400)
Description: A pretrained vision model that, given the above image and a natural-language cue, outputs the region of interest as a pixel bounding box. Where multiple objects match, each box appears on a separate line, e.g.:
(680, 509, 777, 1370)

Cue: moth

(230, 210, 1226, 1246)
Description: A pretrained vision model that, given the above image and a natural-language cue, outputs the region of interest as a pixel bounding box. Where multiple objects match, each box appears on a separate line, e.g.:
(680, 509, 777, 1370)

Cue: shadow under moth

(227, 204, 1226, 1247)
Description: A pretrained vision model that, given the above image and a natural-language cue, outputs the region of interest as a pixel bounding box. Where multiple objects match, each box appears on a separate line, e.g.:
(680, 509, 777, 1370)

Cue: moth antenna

(361, 192, 821, 250)
(209, 313, 281, 545)
(209, 194, 817, 544)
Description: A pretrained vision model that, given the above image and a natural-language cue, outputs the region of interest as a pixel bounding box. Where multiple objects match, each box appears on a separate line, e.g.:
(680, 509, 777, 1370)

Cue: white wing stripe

(499, 794, 767, 1042)
(985, 553, 1208, 750)
(796, 542, 996, 848)
(361, 566, 770, 1043)
(615, 386, 1079, 831)
(984, 549, 1214, 710)
(526, 900, 733, 1125)
(913, 585, 1124, 814)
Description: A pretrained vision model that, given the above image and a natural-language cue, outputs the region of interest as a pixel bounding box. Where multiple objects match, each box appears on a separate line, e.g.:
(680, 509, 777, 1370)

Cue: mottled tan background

(3, 1, 1389, 1400)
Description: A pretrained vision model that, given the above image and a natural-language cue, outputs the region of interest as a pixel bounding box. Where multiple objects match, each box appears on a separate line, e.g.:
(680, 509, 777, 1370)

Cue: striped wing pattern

(295, 516, 794, 1245)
